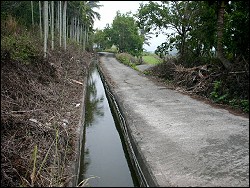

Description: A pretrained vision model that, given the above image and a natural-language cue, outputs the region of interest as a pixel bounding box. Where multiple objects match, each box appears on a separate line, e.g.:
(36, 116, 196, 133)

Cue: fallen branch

(228, 71, 248, 74)
(10, 109, 42, 114)
(68, 78, 83, 85)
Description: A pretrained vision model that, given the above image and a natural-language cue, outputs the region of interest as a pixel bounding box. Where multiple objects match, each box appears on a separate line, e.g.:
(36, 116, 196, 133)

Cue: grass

(142, 52, 163, 65)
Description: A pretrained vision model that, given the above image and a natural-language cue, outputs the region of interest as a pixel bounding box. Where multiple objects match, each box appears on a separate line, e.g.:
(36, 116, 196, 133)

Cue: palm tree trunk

(59, 1, 62, 47)
(83, 25, 86, 51)
(39, 1, 42, 38)
(51, 1, 54, 50)
(43, 1, 48, 58)
(217, 0, 232, 69)
(56, 1, 59, 32)
(63, 1, 67, 50)
(31, 1, 34, 26)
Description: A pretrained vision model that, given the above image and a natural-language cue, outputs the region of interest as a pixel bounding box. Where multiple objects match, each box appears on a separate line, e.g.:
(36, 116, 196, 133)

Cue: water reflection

(85, 65, 104, 127)
(77, 64, 139, 187)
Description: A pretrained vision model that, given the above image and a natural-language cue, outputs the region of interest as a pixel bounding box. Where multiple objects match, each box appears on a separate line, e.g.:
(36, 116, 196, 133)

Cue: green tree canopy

(109, 11, 144, 56)
(136, 1, 249, 67)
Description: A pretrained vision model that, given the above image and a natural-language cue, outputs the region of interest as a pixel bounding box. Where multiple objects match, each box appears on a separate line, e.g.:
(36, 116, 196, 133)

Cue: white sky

(93, 1, 166, 52)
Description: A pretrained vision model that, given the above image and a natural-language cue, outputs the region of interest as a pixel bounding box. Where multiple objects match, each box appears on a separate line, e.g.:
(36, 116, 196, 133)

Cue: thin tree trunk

(217, 0, 232, 69)
(80, 24, 83, 46)
(59, 1, 62, 47)
(63, 1, 67, 50)
(77, 17, 80, 43)
(39, 1, 42, 38)
(83, 25, 86, 51)
(48, 1, 51, 41)
(86, 26, 89, 45)
(51, 1, 54, 50)
(66, 16, 68, 40)
(74, 17, 77, 41)
(70, 17, 73, 39)
(31, 1, 34, 26)
(57, 1, 59, 32)
(43, 1, 48, 58)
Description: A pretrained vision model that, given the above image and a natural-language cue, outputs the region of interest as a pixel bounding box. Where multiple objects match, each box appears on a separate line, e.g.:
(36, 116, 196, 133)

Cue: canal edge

(97, 53, 159, 187)
(67, 55, 94, 187)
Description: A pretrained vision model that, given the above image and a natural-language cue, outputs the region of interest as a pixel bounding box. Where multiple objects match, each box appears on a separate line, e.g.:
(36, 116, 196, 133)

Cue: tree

(224, 1, 249, 61)
(31, 1, 34, 26)
(39, 1, 42, 38)
(59, 1, 62, 47)
(51, 1, 54, 50)
(63, 1, 67, 50)
(93, 27, 113, 50)
(43, 1, 48, 58)
(136, 1, 204, 62)
(66, 1, 102, 51)
(109, 11, 144, 56)
(215, 0, 232, 69)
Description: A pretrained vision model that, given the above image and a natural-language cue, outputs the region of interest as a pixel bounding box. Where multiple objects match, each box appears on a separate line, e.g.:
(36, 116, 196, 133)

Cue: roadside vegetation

(115, 53, 140, 71)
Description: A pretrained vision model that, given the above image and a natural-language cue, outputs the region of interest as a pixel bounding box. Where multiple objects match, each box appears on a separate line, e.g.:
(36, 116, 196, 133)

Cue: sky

(93, 1, 167, 52)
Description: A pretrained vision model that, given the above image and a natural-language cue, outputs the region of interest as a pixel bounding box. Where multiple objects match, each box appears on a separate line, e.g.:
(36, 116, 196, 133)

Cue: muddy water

(77, 63, 139, 187)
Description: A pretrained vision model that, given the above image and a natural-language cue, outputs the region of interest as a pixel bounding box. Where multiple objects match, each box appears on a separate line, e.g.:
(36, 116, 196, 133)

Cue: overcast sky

(93, 1, 166, 52)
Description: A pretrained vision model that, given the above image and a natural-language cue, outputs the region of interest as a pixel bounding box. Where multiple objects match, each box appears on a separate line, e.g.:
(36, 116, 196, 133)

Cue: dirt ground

(1, 45, 93, 187)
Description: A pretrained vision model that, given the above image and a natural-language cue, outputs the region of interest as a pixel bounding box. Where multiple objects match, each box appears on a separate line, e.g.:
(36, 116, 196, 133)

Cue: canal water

(77, 63, 139, 187)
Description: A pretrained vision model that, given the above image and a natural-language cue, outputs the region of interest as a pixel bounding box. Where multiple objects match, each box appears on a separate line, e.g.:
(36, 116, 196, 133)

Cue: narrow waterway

(77, 63, 139, 187)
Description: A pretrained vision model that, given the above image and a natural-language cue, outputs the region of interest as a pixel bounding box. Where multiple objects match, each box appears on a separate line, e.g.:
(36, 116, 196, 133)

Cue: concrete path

(136, 64, 156, 72)
(98, 52, 249, 187)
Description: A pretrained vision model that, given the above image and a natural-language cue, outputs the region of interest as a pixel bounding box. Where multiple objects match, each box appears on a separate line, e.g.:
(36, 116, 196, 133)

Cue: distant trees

(93, 28, 111, 50)
(110, 12, 144, 56)
(94, 11, 144, 57)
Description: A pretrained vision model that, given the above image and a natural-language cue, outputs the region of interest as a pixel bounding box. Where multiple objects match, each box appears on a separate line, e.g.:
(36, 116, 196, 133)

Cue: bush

(1, 16, 41, 64)
(115, 53, 139, 70)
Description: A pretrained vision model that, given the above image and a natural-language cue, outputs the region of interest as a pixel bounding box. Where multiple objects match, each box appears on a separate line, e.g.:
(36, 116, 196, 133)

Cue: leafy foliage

(136, 1, 249, 66)
(94, 12, 144, 57)
(1, 16, 41, 64)
(115, 53, 140, 70)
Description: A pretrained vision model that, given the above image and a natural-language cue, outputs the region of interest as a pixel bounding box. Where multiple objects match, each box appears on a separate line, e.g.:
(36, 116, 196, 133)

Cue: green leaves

(109, 12, 143, 56)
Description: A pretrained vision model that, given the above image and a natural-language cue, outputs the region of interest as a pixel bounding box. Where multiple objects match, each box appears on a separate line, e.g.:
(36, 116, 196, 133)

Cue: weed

(115, 53, 140, 71)
(2, 33, 40, 64)
(210, 80, 229, 102)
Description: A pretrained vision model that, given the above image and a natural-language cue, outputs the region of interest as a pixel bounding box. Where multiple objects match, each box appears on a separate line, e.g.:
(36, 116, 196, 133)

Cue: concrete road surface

(98, 52, 249, 187)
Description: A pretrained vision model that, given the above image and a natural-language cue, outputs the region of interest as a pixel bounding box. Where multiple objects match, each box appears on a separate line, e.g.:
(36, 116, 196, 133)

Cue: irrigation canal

(76, 62, 140, 187)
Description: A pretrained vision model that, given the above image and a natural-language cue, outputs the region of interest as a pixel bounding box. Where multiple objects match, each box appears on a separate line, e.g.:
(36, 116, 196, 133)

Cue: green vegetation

(115, 53, 140, 71)
(93, 11, 143, 57)
(142, 54, 162, 65)
(103, 45, 119, 53)
(210, 80, 249, 113)
(1, 18, 41, 64)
